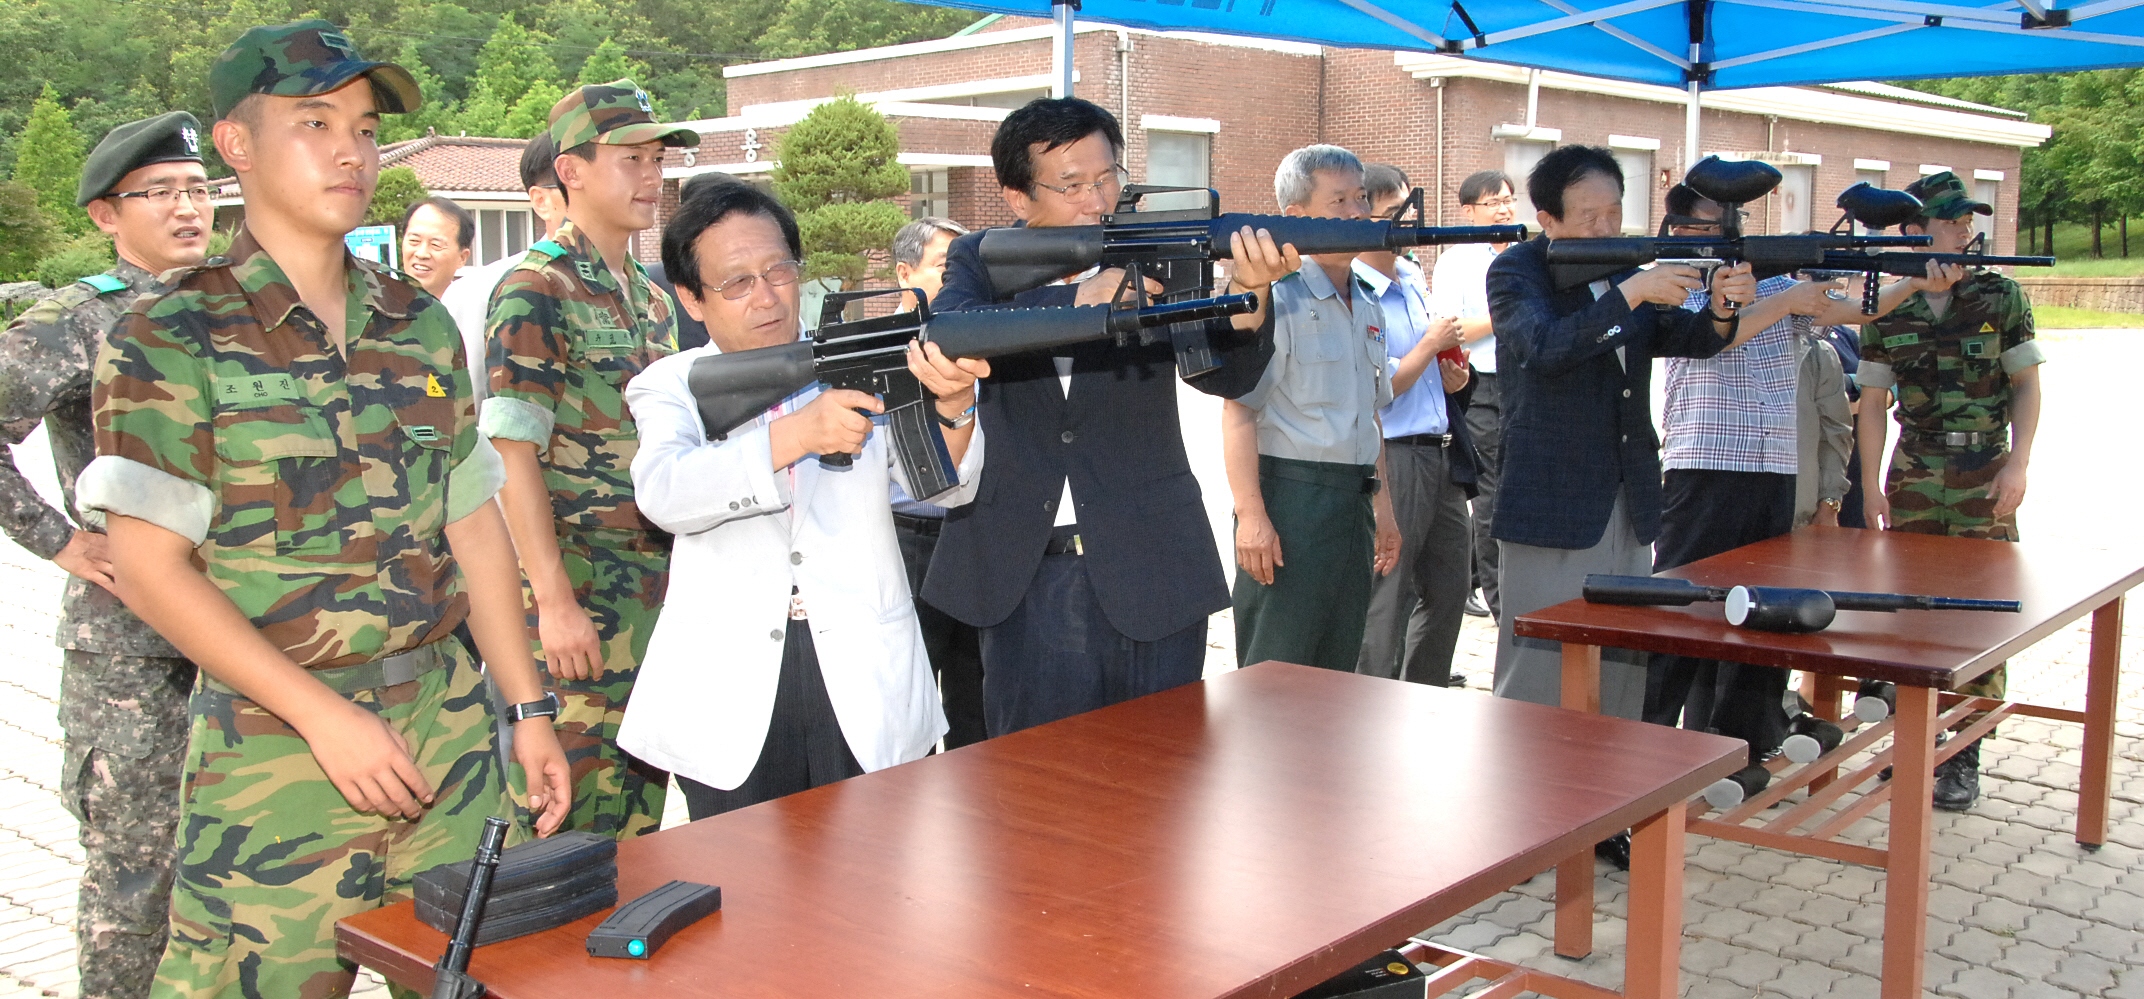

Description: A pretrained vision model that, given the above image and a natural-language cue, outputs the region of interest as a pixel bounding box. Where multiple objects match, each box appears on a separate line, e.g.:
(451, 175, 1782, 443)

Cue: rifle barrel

(1581, 574, 1728, 606)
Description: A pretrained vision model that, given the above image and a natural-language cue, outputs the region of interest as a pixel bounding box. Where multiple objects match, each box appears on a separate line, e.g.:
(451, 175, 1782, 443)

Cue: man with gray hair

(888, 215, 986, 748)
(1224, 145, 1401, 672)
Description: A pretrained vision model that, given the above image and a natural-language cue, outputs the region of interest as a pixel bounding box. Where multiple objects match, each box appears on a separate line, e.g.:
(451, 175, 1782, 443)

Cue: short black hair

(990, 97, 1123, 195)
(400, 196, 474, 250)
(1664, 183, 1722, 223)
(660, 179, 803, 298)
(1459, 169, 1512, 206)
(1363, 163, 1410, 205)
(1527, 146, 1622, 221)
(520, 133, 559, 190)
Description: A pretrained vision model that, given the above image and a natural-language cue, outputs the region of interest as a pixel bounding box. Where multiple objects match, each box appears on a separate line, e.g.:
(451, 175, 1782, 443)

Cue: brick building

(650, 15, 2049, 264)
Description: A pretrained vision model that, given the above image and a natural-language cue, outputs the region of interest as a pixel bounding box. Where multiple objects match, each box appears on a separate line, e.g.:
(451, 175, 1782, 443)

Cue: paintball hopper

(1724, 585, 1837, 633)
(1836, 182, 1925, 231)
(1685, 156, 1784, 210)
(1703, 765, 1772, 810)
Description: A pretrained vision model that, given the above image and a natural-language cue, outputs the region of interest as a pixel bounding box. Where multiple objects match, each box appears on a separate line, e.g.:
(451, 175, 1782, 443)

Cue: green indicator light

(628, 939, 645, 957)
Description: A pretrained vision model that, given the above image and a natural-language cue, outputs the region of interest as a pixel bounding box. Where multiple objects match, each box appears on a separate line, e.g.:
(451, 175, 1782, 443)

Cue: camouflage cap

(209, 19, 421, 121)
(1905, 171, 1992, 219)
(547, 79, 698, 150)
(77, 111, 204, 206)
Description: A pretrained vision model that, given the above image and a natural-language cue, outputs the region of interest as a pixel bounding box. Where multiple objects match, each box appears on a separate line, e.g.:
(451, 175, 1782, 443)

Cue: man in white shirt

(1428, 169, 1517, 621)
(440, 134, 564, 401)
(619, 180, 989, 818)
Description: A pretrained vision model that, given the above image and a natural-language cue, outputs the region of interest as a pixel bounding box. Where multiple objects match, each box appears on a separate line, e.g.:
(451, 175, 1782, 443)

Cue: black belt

(1389, 433, 1453, 448)
(1043, 525, 1084, 557)
(892, 512, 943, 537)
(1905, 428, 2005, 448)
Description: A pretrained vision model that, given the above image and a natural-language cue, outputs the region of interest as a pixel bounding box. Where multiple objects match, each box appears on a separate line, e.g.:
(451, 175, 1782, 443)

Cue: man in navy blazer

(1486, 145, 1761, 719)
(924, 97, 1285, 737)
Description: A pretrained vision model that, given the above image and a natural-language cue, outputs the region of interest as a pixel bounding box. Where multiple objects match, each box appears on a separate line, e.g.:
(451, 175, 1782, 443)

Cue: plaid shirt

(1662, 275, 1806, 474)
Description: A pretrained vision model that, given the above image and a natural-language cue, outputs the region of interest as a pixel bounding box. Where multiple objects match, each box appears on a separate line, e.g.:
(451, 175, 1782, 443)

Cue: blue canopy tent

(921, 0, 2134, 174)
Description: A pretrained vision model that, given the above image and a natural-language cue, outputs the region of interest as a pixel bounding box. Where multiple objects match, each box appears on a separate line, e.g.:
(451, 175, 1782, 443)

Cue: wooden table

(1516, 526, 2142, 999)
(339, 662, 1741, 999)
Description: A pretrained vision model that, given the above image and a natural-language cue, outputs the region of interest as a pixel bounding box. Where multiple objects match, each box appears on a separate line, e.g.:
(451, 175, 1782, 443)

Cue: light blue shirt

(1353, 256, 1450, 438)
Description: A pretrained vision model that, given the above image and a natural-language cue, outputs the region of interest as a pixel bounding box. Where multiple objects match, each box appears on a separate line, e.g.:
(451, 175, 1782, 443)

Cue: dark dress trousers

(1486, 236, 1732, 550)
(923, 230, 1272, 733)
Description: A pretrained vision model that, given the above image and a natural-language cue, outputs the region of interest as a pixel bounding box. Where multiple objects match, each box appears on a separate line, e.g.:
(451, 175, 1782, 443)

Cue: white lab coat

(618, 343, 983, 790)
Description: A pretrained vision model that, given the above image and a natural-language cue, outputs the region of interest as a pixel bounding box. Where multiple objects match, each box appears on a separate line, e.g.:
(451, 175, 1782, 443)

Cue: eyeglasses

(709, 259, 802, 301)
(1033, 167, 1129, 202)
(110, 186, 215, 207)
(1467, 196, 1519, 209)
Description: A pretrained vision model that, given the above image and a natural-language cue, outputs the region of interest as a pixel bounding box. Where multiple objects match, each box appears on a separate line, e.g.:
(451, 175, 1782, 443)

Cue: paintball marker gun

(976, 185, 1527, 378)
(1549, 158, 2053, 312)
(429, 815, 509, 999)
(1580, 574, 2022, 634)
(687, 288, 1257, 499)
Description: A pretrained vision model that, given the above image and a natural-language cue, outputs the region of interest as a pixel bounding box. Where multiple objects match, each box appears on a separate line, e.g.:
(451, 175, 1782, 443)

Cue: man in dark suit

(1486, 145, 1760, 719)
(926, 97, 1284, 737)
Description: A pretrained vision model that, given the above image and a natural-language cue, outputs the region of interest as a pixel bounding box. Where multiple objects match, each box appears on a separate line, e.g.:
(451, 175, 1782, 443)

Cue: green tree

(758, 0, 977, 59)
(0, 180, 60, 280)
(366, 167, 430, 227)
(502, 80, 570, 139)
(577, 38, 651, 87)
(460, 17, 558, 137)
(11, 85, 89, 237)
(378, 39, 462, 145)
(771, 95, 910, 285)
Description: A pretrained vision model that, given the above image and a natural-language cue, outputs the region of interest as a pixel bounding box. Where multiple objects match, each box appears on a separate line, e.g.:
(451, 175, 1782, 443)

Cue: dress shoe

(1933, 739, 1982, 811)
(1594, 831, 1631, 871)
(1462, 592, 1490, 618)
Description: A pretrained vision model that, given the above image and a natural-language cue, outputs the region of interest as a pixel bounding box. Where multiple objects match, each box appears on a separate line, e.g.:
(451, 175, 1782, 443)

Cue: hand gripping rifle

(976, 185, 1527, 378)
(1581, 574, 2021, 634)
(1548, 158, 2052, 312)
(430, 816, 510, 999)
(686, 288, 1257, 499)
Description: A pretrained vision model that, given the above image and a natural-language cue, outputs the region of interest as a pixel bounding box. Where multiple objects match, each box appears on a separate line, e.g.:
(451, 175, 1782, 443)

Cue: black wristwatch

(505, 691, 561, 724)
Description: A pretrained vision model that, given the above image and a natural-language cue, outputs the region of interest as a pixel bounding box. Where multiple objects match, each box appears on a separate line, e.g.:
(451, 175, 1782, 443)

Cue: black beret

(76, 111, 205, 207)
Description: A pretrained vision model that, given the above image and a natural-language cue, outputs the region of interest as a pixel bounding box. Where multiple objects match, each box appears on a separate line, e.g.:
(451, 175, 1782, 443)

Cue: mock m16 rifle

(1548, 158, 2053, 313)
(976, 185, 1527, 379)
(1581, 574, 2021, 634)
(687, 288, 1257, 499)
(429, 815, 510, 999)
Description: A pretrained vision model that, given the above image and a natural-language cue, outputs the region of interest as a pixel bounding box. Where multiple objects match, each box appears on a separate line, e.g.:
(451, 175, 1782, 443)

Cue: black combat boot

(1932, 738, 1982, 811)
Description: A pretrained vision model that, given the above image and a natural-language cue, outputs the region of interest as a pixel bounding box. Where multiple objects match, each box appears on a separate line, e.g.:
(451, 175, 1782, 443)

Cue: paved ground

(0, 329, 2137, 997)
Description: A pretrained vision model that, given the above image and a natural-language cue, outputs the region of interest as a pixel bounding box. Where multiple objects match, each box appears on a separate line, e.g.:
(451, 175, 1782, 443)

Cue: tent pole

(1053, 0, 1078, 98)
(1685, 81, 1700, 174)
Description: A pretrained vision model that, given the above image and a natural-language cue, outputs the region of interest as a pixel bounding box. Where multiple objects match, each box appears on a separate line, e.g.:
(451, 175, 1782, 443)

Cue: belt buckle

(1943, 431, 1977, 447)
(380, 650, 421, 686)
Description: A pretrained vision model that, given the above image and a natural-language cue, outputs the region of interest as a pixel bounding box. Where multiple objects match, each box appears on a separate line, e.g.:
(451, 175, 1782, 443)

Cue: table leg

(1880, 685, 1935, 999)
(2078, 596, 2123, 848)
(1625, 805, 1687, 999)
(1555, 642, 1602, 959)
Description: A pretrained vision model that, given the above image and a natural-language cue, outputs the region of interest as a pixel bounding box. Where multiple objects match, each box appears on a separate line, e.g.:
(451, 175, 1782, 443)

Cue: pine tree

(366, 166, 430, 227)
(771, 95, 910, 286)
(0, 180, 60, 280)
(11, 85, 89, 236)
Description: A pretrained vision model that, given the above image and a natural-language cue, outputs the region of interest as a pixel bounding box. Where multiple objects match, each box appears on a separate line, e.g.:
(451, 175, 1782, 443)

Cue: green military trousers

(151, 643, 513, 999)
(525, 527, 670, 839)
(1885, 442, 2014, 716)
(1232, 455, 1377, 673)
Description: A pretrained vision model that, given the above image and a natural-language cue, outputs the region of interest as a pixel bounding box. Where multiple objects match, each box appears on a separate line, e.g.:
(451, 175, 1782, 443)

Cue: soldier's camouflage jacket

(1857, 270, 2045, 436)
(480, 220, 676, 533)
(0, 260, 182, 657)
(83, 227, 506, 670)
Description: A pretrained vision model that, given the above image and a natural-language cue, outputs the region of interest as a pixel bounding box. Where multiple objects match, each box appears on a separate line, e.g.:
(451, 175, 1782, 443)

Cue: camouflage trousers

(1885, 444, 2013, 721)
(524, 528, 669, 839)
(151, 643, 517, 999)
(61, 651, 196, 999)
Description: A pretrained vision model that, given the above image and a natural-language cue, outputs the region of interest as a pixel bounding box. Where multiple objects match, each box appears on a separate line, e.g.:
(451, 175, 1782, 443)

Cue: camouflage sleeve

(479, 267, 565, 445)
(79, 306, 216, 543)
(1854, 317, 1896, 390)
(1999, 280, 2044, 374)
(0, 304, 84, 560)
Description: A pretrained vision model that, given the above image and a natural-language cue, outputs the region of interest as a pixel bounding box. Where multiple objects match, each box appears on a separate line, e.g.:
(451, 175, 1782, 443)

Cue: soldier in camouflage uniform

(1856, 170, 2043, 812)
(76, 23, 571, 999)
(482, 80, 694, 840)
(0, 111, 208, 999)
